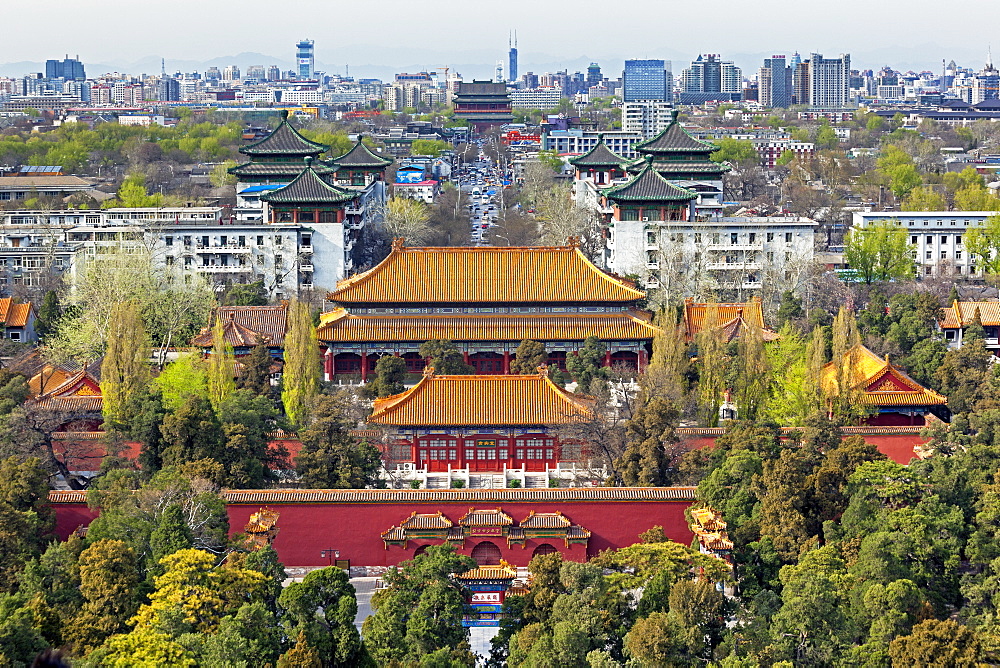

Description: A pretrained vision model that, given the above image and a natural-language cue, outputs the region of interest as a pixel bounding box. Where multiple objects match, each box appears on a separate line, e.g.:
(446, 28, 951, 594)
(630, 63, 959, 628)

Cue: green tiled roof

(229, 161, 335, 178)
(625, 157, 730, 176)
(569, 136, 628, 168)
(602, 162, 699, 203)
(634, 111, 718, 155)
(240, 110, 329, 157)
(329, 140, 393, 169)
(261, 160, 360, 205)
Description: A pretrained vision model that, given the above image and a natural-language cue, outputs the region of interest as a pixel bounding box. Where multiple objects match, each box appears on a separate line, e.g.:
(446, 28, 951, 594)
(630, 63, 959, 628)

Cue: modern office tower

(509, 32, 518, 83)
(681, 54, 741, 102)
(267, 65, 281, 81)
(809, 53, 852, 108)
(296, 39, 315, 79)
(587, 62, 603, 88)
(759, 55, 792, 108)
(222, 65, 241, 81)
(45, 57, 86, 80)
(157, 77, 180, 101)
(623, 59, 670, 101)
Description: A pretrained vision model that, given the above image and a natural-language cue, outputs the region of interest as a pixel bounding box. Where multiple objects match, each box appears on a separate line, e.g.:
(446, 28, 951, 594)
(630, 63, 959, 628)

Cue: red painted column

(463, 351, 471, 366)
(638, 350, 648, 373)
(502, 351, 511, 374)
(603, 351, 612, 368)
(323, 348, 333, 381)
(361, 352, 369, 382)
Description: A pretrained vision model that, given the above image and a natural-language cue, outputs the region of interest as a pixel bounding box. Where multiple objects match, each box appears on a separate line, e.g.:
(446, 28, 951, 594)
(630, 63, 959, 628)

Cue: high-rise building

(680, 55, 741, 103)
(222, 65, 241, 82)
(759, 55, 792, 108)
(793, 59, 810, 105)
(296, 39, 315, 80)
(587, 63, 602, 88)
(157, 77, 180, 102)
(509, 32, 518, 83)
(809, 53, 852, 109)
(45, 57, 86, 80)
(267, 65, 281, 81)
(623, 59, 670, 101)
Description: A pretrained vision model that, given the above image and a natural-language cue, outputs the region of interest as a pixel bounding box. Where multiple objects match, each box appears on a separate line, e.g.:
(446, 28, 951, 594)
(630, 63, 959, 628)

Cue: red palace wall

(49, 489, 696, 568)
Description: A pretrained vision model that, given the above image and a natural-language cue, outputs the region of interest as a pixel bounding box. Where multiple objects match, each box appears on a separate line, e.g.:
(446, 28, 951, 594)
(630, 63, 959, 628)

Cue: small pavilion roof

(456, 562, 518, 581)
(329, 239, 644, 305)
(519, 510, 572, 529)
(634, 110, 718, 154)
(239, 111, 329, 157)
(682, 298, 776, 342)
(569, 135, 627, 168)
(399, 511, 454, 530)
(821, 344, 948, 407)
(30, 369, 103, 413)
(328, 139, 393, 169)
(939, 300, 1000, 328)
(459, 508, 514, 527)
(191, 304, 288, 347)
(368, 369, 594, 427)
(229, 161, 335, 178)
(261, 161, 360, 205)
(602, 161, 700, 203)
(0, 297, 34, 328)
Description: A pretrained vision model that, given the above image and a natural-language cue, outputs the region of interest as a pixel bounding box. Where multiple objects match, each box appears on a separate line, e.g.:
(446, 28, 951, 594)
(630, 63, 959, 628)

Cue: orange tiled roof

(820, 344, 947, 407)
(682, 298, 773, 341)
(0, 298, 35, 328)
(329, 240, 645, 304)
(191, 317, 269, 348)
(50, 487, 699, 504)
(459, 508, 514, 527)
(520, 511, 572, 529)
(940, 300, 1000, 328)
(31, 369, 103, 413)
(456, 562, 518, 580)
(316, 308, 660, 343)
(368, 370, 594, 427)
(400, 511, 454, 530)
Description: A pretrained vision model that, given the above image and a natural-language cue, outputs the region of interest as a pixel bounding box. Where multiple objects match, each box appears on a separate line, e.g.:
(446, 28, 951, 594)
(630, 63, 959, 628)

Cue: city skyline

(1, 0, 998, 79)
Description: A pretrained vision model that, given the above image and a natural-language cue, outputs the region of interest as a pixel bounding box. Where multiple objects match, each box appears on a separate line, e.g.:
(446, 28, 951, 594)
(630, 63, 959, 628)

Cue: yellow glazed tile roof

(459, 508, 514, 527)
(329, 240, 645, 304)
(940, 300, 1000, 328)
(520, 511, 572, 529)
(316, 308, 660, 342)
(367, 370, 595, 426)
(682, 298, 771, 341)
(400, 511, 454, 530)
(820, 344, 947, 407)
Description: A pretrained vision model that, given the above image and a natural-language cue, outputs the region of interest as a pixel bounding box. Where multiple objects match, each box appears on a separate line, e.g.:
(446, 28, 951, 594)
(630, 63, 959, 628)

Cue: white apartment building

(851, 210, 1000, 278)
(543, 130, 643, 158)
(621, 101, 675, 138)
(510, 88, 563, 109)
(809, 53, 852, 109)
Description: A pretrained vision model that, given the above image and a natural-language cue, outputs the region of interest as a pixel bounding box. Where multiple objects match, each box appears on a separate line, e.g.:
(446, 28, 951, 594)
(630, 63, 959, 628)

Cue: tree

(419, 339, 474, 374)
(155, 352, 209, 411)
(901, 185, 946, 211)
(844, 220, 914, 284)
(511, 340, 547, 375)
(411, 138, 450, 157)
(363, 545, 476, 665)
(695, 305, 727, 427)
(382, 198, 431, 245)
(711, 137, 759, 166)
(619, 397, 680, 486)
(878, 145, 921, 199)
(239, 341, 273, 396)
(735, 316, 769, 421)
(207, 317, 236, 411)
(222, 280, 268, 307)
(0, 457, 54, 593)
(282, 300, 320, 427)
(966, 214, 1000, 278)
(159, 395, 224, 472)
(934, 338, 998, 414)
(277, 630, 322, 668)
(35, 290, 61, 339)
(566, 336, 606, 394)
(100, 300, 150, 431)
(295, 394, 382, 488)
(888, 619, 981, 667)
(366, 355, 407, 398)
(64, 538, 141, 654)
(107, 172, 165, 208)
(278, 566, 363, 666)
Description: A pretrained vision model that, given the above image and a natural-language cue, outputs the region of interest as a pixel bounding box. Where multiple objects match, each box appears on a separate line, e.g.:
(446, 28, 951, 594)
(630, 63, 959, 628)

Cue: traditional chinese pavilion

(601, 158, 699, 224)
(50, 487, 697, 568)
(191, 304, 289, 357)
(327, 139, 394, 188)
(821, 343, 948, 426)
(317, 239, 660, 381)
(229, 110, 335, 186)
(568, 135, 628, 186)
(452, 81, 513, 134)
(939, 300, 1000, 355)
(681, 298, 778, 343)
(367, 368, 592, 472)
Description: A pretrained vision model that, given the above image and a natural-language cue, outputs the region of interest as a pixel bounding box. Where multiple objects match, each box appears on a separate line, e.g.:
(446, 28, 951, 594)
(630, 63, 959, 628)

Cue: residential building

(623, 59, 670, 102)
(0, 175, 97, 202)
(759, 55, 792, 108)
(543, 130, 644, 159)
(809, 53, 852, 109)
(938, 300, 1000, 354)
(316, 240, 658, 382)
(621, 100, 676, 138)
(0, 297, 37, 342)
(296, 39, 315, 80)
(851, 210, 996, 278)
(510, 88, 562, 108)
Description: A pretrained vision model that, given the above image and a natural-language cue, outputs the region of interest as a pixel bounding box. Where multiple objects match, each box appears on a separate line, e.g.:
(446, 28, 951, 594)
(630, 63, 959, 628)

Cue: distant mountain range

(0, 43, 990, 82)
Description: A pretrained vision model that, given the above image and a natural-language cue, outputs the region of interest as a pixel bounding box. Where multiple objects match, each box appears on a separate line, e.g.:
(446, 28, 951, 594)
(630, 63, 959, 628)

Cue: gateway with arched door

(471, 540, 503, 566)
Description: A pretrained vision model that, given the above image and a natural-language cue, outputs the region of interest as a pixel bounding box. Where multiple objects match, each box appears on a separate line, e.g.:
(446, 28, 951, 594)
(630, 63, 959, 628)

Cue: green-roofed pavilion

(328, 139, 394, 187)
(601, 160, 697, 223)
(629, 110, 730, 181)
(262, 159, 360, 225)
(229, 110, 331, 186)
(569, 134, 628, 185)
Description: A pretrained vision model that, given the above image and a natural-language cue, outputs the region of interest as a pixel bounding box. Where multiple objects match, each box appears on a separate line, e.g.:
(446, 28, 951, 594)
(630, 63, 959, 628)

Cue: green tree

(710, 137, 759, 166)
(155, 352, 209, 411)
(148, 504, 193, 574)
(776, 291, 804, 329)
(239, 341, 273, 396)
(624, 611, 686, 666)
(966, 214, 1000, 278)
(100, 300, 151, 431)
(888, 619, 981, 667)
(510, 340, 547, 375)
(695, 305, 727, 426)
(217, 388, 284, 487)
(934, 338, 997, 414)
(566, 336, 607, 394)
(35, 290, 61, 339)
(844, 220, 915, 284)
(64, 538, 141, 654)
(619, 397, 680, 486)
(222, 280, 268, 307)
(366, 355, 407, 398)
(295, 394, 381, 488)
(0, 457, 54, 593)
(207, 317, 236, 411)
(159, 395, 225, 472)
(410, 138, 450, 157)
(419, 339, 474, 374)
(277, 630, 322, 668)
(278, 566, 363, 666)
(88, 626, 195, 667)
(901, 185, 947, 211)
(734, 316, 770, 420)
(282, 300, 320, 427)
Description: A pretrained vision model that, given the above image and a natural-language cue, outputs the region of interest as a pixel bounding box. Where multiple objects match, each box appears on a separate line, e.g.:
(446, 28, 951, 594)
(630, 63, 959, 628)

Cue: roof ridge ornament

(280, 109, 289, 120)
(567, 236, 580, 248)
(423, 365, 435, 377)
(391, 237, 406, 251)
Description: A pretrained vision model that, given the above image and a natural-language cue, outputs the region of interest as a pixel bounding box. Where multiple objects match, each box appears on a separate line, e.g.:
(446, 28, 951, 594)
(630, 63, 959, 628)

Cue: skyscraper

(623, 59, 670, 101)
(680, 55, 741, 103)
(759, 55, 792, 108)
(508, 32, 518, 83)
(296, 39, 315, 80)
(45, 56, 86, 80)
(587, 63, 602, 89)
(809, 53, 852, 109)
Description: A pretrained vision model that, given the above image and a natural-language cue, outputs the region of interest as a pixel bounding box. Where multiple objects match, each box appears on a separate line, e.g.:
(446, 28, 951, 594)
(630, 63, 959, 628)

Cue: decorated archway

(471, 540, 502, 566)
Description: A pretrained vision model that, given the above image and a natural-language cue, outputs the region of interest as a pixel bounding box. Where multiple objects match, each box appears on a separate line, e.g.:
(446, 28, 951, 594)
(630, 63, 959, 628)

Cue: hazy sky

(3, 0, 997, 75)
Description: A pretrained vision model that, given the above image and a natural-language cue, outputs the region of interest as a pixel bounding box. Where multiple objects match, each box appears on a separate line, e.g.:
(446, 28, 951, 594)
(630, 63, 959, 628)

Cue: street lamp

(320, 549, 340, 566)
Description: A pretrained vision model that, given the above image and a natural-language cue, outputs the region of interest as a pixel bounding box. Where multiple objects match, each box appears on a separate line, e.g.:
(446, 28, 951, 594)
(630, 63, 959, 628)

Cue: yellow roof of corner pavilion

(316, 308, 661, 342)
(328, 240, 645, 304)
(368, 370, 595, 426)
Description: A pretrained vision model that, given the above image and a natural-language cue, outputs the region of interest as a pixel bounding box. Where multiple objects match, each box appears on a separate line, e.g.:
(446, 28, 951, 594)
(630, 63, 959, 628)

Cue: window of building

(749, 232, 756, 243)
(926, 235, 933, 244)
(730, 232, 738, 244)
(785, 232, 792, 243)
(941, 235, 949, 244)
(957, 235, 963, 245)
(165, 236, 173, 246)
(956, 250, 963, 259)
(910, 235, 917, 244)
(646, 231, 656, 245)
(256, 235, 264, 245)
(941, 251, 947, 259)
(926, 251, 932, 259)
(925, 266, 932, 275)
(694, 233, 702, 243)
(766, 232, 774, 242)
(165, 256, 174, 266)
(8, 332, 20, 341)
